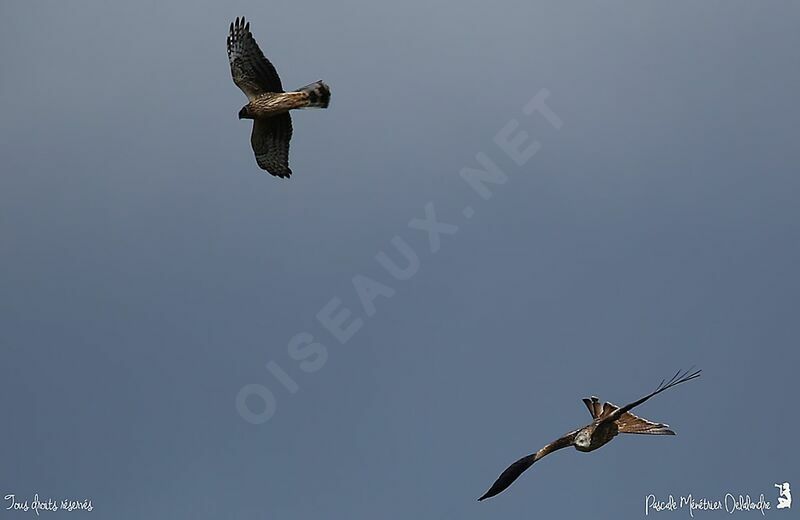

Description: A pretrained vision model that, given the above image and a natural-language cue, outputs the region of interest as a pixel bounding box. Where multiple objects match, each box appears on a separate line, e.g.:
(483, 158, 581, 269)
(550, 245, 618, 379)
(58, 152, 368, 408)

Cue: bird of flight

(478, 368, 701, 501)
(227, 17, 331, 178)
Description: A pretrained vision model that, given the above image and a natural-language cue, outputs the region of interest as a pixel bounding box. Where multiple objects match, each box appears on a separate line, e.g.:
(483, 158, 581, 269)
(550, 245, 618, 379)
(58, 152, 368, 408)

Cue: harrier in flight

(478, 368, 701, 501)
(227, 17, 330, 177)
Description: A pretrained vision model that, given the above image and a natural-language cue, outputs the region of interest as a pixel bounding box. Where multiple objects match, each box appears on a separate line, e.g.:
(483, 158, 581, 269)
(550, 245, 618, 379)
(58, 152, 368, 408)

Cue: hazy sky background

(1, 1, 798, 518)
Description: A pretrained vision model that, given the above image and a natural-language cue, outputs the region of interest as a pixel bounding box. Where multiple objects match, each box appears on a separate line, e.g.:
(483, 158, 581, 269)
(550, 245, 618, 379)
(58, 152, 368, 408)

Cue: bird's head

(574, 430, 591, 449)
(238, 106, 251, 120)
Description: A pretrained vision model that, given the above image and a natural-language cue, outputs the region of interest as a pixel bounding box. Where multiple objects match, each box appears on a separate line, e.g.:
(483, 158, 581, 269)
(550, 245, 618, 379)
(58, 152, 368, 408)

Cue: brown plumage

(478, 368, 701, 501)
(227, 17, 330, 177)
(582, 397, 676, 435)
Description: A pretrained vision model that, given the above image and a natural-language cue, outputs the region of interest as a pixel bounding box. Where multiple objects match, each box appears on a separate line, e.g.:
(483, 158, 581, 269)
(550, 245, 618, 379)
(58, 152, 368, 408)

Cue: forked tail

(617, 414, 676, 435)
(297, 80, 331, 108)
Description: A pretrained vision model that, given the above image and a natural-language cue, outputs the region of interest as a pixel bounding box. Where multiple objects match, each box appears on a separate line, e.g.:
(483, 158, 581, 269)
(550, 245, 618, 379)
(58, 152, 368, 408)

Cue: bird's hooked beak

(238, 106, 248, 120)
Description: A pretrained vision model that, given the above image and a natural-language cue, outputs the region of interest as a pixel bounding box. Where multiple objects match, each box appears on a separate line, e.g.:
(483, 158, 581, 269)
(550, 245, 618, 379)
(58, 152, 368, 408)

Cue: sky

(1, 1, 798, 518)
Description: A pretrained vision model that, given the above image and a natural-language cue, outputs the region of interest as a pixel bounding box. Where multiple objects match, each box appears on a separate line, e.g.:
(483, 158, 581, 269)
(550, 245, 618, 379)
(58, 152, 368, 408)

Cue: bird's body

(239, 92, 315, 119)
(227, 17, 330, 177)
(478, 368, 701, 501)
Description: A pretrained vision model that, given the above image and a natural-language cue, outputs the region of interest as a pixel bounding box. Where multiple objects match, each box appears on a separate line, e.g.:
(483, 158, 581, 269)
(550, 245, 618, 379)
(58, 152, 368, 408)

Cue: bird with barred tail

(227, 16, 331, 178)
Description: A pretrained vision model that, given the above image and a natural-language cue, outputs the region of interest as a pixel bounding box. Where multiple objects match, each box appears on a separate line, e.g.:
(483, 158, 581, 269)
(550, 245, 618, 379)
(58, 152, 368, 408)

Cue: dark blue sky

(1, 1, 798, 518)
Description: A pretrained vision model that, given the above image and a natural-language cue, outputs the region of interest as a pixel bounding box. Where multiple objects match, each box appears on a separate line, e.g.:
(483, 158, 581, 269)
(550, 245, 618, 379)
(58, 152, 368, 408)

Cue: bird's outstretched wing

(250, 113, 293, 177)
(227, 16, 284, 99)
(600, 368, 701, 426)
(478, 430, 577, 501)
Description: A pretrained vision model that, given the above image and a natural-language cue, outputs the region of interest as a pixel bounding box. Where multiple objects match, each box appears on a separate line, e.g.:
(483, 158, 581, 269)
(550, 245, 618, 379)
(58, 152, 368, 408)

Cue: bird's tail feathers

(297, 80, 331, 108)
(617, 411, 676, 435)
